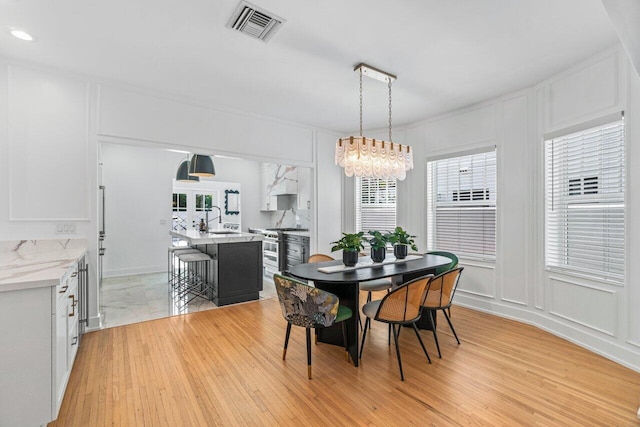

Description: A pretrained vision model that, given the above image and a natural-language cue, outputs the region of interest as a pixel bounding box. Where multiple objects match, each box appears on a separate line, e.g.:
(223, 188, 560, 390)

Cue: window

(355, 177, 397, 232)
(544, 117, 625, 282)
(172, 193, 187, 231)
(427, 148, 497, 260)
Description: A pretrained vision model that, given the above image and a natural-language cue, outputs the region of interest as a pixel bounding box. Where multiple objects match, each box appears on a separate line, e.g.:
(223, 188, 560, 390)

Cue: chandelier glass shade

(335, 136, 413, 180)
(335, 63, 413, 181)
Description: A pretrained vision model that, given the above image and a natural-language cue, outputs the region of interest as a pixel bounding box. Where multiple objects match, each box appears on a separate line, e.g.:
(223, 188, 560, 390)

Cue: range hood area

(275, 194, 295, 210)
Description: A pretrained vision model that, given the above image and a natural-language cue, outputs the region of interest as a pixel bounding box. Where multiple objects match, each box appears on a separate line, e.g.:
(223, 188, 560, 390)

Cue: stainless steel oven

(249, 228, 280, 277)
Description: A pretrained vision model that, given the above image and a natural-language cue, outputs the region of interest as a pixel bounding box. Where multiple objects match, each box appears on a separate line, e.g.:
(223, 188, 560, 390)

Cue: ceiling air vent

(227, 1, 285, 42)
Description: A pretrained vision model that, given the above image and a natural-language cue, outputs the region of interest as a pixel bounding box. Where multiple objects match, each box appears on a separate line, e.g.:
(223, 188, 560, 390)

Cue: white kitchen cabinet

(297, 167, 311, 210)
(260, 163, 302, 211)
(260, 163, 279, 211)
(0, 251, 85, 426)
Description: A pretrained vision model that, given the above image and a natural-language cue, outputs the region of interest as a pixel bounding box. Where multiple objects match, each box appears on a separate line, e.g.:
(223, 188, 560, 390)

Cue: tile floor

(101, 272, 277, 329)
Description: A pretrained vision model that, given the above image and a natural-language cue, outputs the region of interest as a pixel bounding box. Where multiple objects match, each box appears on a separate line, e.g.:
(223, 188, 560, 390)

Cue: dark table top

(289, 254, 452, 283)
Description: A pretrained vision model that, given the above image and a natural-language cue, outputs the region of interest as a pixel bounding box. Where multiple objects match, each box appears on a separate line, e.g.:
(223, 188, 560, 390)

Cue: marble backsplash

(272, 208, 310, 229)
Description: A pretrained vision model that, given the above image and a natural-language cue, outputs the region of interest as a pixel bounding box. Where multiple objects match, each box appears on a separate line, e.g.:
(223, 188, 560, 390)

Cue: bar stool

(168, 247, 199, 288)
(174, 251, 213, 304)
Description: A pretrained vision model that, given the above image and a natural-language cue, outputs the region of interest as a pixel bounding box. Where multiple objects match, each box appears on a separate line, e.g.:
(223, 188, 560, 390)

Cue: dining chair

(273, 274, 353, 379)
(422, 267, 464, 358)
(359, 275, 433, 381)
(307, 253, 334, 263)
(426, 251, 459, 317)
(426, 251, 459, 275)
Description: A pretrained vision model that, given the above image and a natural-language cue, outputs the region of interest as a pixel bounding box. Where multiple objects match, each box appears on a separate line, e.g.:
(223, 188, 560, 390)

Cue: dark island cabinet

(195, 241, 263, 306)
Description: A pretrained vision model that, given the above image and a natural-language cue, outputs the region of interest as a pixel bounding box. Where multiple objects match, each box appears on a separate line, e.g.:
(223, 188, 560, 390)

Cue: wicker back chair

(307, 253, 334, 263)
(422, 267, 464, 357)
(359, 275, 434, 380)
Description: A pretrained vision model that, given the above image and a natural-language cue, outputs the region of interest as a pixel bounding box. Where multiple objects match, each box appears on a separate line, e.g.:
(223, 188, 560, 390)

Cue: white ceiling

(0, 0, 620, 133)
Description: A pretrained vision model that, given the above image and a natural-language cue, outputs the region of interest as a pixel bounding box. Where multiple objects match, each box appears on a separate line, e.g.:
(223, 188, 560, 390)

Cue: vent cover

(227, 1, 285, 42)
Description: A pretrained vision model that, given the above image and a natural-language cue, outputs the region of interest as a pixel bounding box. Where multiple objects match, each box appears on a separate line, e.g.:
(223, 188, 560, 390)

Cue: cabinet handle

(69, 294, 77, 317)
(307, 201, 310, 209)
(71, 336, 78, 346)
(71, 271, 78, 277)
(59, 285, 69, 294)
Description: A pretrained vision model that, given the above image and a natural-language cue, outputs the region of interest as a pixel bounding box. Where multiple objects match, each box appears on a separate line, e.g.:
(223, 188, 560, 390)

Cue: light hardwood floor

(50, 295, 640, 426)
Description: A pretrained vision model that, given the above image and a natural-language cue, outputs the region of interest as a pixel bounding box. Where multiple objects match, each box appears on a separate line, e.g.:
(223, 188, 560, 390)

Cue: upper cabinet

(297, 167, 311, 210)
(260, 163, 312, 211)
(259, 163, 279, 211)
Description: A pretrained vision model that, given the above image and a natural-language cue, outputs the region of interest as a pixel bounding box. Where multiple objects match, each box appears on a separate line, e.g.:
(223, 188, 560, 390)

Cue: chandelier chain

(388, 78, 393, 143)
(359, 67, 363, 137)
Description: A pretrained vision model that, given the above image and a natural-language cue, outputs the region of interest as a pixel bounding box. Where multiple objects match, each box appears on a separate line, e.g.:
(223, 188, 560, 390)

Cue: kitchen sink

(208, 231, 239, 235)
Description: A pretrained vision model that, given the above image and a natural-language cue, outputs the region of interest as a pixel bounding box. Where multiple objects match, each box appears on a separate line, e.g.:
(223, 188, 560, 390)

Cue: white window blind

(427, 148, 496, 260)
(544, 117, 625, 282)
(355, 177, 397, 232)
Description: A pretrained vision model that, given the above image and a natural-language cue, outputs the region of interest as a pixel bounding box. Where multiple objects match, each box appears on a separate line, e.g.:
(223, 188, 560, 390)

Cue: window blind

(355, 177, 397, 232)
(427, 148, 496, 260)
(544, 118, 625, 282)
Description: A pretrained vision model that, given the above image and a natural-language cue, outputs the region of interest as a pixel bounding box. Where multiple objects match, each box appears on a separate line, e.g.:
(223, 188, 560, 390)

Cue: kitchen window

(355, 177, 397, 233)
(427, 147, 497, 260)
(544, 115, 625, 282)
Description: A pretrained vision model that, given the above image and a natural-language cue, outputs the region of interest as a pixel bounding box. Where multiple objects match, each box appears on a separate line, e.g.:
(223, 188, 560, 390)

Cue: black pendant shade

(176, 160, 199, 182)
(188, 154, 215, 177)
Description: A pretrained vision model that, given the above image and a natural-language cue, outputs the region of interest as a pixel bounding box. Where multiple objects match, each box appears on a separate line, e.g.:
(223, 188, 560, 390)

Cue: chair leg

(306, 328, 312, 379)
(428, 310, 441, 358)
(391, 324, 404, 381)
(283, 323, 292, 360)
(411, 322, 431, 364)
(442, 309, 460, 344)
(359, 317, 370, 359)
(341, 321, 350, 363)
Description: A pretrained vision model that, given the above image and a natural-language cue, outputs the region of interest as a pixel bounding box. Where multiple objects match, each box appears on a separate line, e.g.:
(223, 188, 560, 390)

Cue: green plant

(367, 230, 389, 250)
(387, 226, 418, 252)
(331, 232, 365, 253)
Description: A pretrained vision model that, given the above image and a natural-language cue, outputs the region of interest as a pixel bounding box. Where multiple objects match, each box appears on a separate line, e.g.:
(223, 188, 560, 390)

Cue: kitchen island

(170, 230, 263, 306)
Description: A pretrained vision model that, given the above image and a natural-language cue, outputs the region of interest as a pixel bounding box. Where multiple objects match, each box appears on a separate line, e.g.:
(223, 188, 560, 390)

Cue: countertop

(171, 230, 264, 245)
(0, 239, 87, 292)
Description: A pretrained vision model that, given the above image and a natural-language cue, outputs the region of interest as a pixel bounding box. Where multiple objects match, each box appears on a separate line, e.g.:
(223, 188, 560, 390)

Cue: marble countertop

(171, 230, 263, 245)
(0, 239, 87, 292)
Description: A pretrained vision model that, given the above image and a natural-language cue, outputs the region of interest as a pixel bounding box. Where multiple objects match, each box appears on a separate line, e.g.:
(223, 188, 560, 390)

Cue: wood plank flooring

(50, 295, 640, 426)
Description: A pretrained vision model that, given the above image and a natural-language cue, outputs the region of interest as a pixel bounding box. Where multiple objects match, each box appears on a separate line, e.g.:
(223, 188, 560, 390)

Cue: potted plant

(387, 226, 418, 259)
(331, 232, 365, 266)
(367, 230, 389, 263)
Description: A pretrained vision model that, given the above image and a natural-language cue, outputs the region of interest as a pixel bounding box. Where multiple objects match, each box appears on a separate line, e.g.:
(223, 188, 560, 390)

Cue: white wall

(392, 46, 639, 371)
(0, 58, 330, 329)
(100, 143, 273, 277)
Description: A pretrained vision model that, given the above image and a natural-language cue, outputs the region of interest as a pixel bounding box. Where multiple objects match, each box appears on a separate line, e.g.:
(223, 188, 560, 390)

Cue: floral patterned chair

(273, 274, 353, 379)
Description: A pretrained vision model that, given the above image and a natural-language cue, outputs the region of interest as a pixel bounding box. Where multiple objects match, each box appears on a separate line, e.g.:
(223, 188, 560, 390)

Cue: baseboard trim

(455, 294, 640, 373)
(104, 266, 165, 278)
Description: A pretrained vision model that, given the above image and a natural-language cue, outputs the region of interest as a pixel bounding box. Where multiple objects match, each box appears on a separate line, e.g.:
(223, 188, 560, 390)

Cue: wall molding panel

(7, 65, 90, 221)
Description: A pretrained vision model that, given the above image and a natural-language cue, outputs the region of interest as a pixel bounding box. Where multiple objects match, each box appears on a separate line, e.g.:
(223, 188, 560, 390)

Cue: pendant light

(335, 63, 413, 180)
(176, 158, 199, 182)
(188, 154, 216, 177)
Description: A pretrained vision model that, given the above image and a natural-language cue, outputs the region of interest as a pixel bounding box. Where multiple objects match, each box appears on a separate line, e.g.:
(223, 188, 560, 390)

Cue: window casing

(355, 177, 397, 233)
(544, 117, 625, 282)
(427, 148, 497, 260)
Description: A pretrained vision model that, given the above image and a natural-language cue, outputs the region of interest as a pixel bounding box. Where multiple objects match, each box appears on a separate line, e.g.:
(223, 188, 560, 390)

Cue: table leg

(314, 280, 359, 367)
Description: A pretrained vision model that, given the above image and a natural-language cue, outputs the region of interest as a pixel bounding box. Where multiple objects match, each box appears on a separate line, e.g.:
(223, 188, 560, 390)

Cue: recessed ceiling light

(10, 29, 34, 41)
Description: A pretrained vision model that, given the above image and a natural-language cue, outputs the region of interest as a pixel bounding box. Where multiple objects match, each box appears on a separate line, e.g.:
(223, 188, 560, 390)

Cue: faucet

(204, 206, 222, 232)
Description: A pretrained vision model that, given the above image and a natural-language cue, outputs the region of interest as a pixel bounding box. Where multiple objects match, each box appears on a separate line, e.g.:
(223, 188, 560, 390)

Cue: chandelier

(335, 63, 413, 181)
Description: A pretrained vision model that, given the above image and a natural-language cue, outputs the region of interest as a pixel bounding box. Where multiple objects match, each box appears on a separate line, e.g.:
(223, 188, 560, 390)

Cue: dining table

(288, 253, 453, 366)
